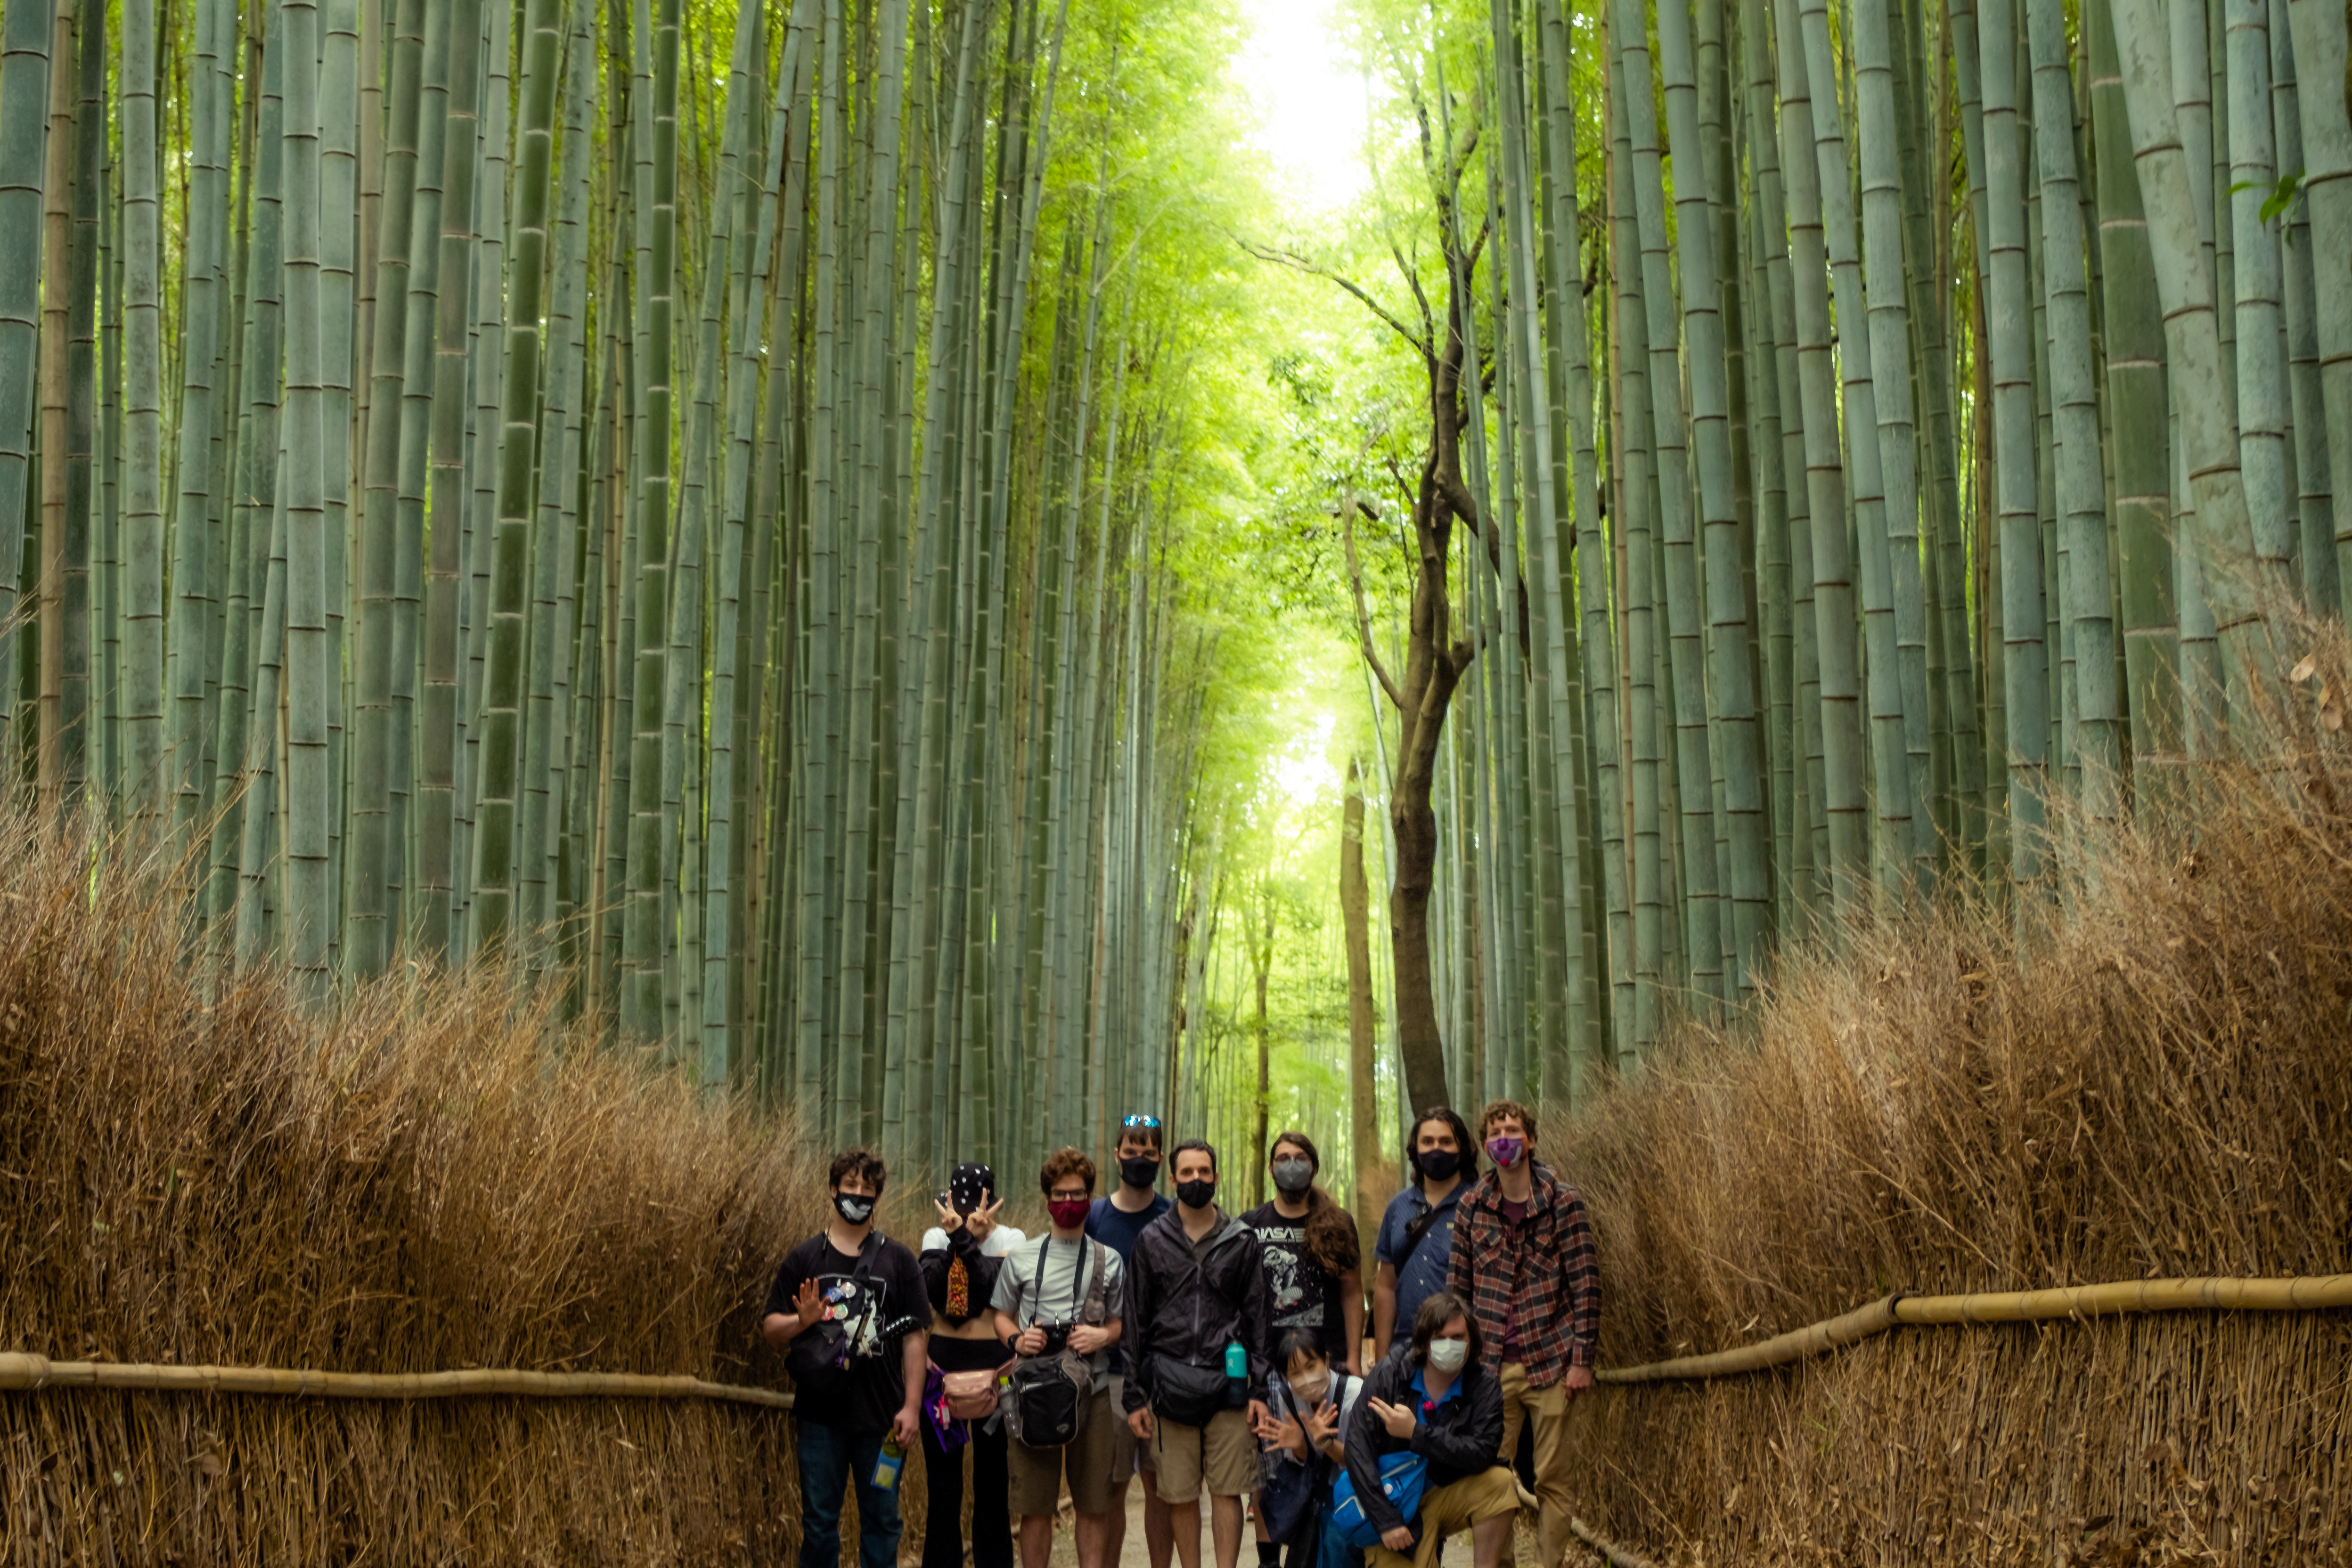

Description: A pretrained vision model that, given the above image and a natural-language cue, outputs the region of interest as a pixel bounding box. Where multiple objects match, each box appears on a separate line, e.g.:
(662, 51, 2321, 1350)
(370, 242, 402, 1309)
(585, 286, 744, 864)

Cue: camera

(1036, 1322, 1072, 1355)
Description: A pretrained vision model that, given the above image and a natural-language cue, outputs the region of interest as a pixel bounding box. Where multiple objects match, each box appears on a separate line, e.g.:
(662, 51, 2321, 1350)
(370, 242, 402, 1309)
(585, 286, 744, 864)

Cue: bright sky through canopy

(1233, 0, 1369, 213)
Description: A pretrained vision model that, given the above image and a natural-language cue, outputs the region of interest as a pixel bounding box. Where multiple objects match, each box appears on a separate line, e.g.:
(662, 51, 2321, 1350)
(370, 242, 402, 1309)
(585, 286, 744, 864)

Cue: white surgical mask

(1290, 1371, 1330, 1407)
(1426, 1337, 1469, 1375)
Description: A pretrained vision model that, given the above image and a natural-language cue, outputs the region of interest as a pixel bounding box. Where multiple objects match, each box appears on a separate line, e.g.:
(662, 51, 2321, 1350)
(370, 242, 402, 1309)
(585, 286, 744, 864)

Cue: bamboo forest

(4, 0, 2352, 1557)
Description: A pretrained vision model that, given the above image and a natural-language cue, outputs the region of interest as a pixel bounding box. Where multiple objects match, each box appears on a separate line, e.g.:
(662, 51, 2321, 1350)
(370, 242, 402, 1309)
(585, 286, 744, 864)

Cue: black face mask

(833, 1192, 876, 1225)
(1120, 1155, 1162, 1191)
(1415, 1148, 1461, 1182)
(1175, 1177, 1216, 1210)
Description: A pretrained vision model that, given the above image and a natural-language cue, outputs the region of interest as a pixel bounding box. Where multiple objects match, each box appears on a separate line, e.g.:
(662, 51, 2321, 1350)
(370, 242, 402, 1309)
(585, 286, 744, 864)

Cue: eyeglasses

(1121, 1114, 1162, 1129)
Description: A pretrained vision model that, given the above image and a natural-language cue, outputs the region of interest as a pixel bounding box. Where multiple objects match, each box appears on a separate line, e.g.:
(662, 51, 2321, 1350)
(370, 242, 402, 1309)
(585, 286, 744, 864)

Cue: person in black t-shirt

(1241, 1130, 1364, 1374)
(763, 1147, 933, 1568)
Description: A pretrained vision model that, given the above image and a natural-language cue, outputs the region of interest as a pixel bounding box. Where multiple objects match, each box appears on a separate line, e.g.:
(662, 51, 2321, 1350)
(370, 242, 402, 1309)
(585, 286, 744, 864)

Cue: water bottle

(871, 1437, 906, 1492)
(1224, 1339, 1247, 1408)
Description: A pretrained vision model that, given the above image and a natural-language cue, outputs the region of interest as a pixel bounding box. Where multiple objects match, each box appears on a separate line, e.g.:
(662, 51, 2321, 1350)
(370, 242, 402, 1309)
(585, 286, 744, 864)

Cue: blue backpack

(1328, 1450, 1429, 1548)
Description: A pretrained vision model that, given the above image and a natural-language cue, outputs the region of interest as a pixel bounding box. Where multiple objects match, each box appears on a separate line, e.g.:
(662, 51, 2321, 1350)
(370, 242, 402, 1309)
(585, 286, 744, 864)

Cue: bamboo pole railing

(6, 1275, 2347, 1410)
(1597, 1273, 2352, 1384)
(0, 1351, 796, 1410)
(1568, 1517, 1661, 1568)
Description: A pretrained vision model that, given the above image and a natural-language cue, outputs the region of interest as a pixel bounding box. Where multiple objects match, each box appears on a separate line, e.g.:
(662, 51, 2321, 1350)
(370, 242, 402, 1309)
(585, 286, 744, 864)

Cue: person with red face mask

(992, 1147, 1127, 1568)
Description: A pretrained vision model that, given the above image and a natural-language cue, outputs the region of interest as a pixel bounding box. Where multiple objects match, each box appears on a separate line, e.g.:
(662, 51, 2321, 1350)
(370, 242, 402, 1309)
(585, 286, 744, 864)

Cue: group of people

(759, 1100, 1601, 1568)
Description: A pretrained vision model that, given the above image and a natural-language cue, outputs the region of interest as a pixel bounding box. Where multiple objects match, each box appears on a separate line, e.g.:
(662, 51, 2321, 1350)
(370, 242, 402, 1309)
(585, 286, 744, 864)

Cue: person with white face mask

(1337, 1294, 1515, 1568)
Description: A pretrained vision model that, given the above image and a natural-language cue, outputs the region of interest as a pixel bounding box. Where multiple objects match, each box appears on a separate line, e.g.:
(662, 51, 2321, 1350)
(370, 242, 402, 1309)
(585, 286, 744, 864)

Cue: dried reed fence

(1542, 619, 2352, 1566)
(0, 803, 907, 1565)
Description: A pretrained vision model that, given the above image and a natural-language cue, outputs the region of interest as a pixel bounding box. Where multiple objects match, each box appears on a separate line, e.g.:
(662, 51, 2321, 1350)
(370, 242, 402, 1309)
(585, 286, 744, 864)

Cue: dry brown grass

(1549, 621, 2352, 1565)
(0, 807, 878, 1564)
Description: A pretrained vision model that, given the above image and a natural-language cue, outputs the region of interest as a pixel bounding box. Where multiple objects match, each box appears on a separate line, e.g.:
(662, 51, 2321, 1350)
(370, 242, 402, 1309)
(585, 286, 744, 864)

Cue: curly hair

(1037, 1145, 1099, 1196)
(1267, 1130, 1358, 1276)
(828, 1146, 888, 1193)
(1477, 1099, 1537, 1145)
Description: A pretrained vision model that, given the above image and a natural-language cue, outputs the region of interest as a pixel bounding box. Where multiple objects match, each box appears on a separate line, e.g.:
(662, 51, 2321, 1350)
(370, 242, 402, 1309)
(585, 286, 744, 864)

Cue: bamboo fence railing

(0, 1351, 795, 1410)
(5, 1274, 2348, 1411)
(1596, 1273, 2352, 1384)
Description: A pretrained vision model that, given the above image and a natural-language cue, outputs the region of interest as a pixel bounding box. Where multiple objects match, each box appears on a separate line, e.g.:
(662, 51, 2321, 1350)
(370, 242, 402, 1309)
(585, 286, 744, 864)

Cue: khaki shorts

(1365, 1465, 1520, 1568)
(1150, 1406, 1254, 1503)
(1107, 1375, 1155, 1479)
(1009, 1385, 1117, 1517)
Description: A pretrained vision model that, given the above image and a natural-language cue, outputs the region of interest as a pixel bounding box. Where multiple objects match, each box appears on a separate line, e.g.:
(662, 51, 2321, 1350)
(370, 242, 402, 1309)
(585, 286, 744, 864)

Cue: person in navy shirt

(1088, 1114, 1175, 1568)
(1370, 1108, 1474, 1364)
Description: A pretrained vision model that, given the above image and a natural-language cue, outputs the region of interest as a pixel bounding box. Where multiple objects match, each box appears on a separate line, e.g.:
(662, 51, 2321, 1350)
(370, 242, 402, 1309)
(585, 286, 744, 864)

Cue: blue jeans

(794, 1419, 902, 1568)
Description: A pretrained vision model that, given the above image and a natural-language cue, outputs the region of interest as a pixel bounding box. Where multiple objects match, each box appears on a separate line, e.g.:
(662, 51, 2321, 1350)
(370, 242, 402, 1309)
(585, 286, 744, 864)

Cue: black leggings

(923, 1335, 1012, 1568)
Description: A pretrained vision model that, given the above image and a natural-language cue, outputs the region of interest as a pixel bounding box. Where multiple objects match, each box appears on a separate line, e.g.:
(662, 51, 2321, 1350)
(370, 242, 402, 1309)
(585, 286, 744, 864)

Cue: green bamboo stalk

(0, 0, 52, 748)
(1654, 0, 1768, 993)
(2280, 3, 2352, 609)
(1771, 0, 1869, 929)
(2111, 0, 2273, 717)
(163, 0, 235, 852)
(2027, 0, 2123, 820)
(347, 0, 430, 977)
(468, 0, 564, 959)
(1615, 0, 1725, 1003)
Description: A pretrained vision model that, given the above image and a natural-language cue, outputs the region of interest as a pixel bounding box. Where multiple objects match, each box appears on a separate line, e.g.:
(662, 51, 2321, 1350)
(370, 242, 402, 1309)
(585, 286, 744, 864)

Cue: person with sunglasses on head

(1370, 1108, 1475, 1365)
(1088, 1113, 1175, 1568)
(1339, 1292, 1516, 1568)
(918, 1162, 1025, 1568)
(762, 1147, 933, 1568)
(1445, 1101, 1599, 1568)
(992, 1148, 1126, 1568)
(1122, 1139, 1273, 1568)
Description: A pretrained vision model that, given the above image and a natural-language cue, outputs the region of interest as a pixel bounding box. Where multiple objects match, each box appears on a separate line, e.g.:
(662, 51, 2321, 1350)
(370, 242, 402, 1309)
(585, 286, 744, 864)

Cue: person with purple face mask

(1445, 1101, 1599, 1568)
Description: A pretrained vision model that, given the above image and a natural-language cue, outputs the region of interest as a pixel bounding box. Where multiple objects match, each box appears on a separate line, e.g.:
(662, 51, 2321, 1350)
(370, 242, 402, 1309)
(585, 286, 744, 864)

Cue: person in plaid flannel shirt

(1444, 1099, 1600, 1568)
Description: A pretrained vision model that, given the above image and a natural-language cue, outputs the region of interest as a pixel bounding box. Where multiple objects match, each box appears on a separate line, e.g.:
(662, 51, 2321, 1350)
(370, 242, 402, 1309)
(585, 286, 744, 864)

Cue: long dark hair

(1408, 1291, 1482, 1372)
(1267, 1130, 1357, 1276)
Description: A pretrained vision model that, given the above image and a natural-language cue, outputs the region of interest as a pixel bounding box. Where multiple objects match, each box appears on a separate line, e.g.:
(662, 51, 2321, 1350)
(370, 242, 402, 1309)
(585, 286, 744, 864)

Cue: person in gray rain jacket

(1121, 1139, 1274, 1568)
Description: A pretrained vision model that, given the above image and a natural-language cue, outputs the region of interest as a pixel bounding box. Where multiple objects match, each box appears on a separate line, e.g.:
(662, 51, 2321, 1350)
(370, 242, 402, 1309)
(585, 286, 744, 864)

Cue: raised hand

(969, 1193, 1005, 1242)
(934, 1196, 964, 1233)
(1367, 1396, 1418, 1439)
(792, 1276, 825, 1330)
(1301, 1397, 1338, 1447)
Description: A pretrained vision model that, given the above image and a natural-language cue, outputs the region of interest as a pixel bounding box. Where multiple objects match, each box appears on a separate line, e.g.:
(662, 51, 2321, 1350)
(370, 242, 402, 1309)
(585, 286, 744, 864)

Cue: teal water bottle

(871, 1437, 906, 1492)
(1224, 1340, 1247, 1407)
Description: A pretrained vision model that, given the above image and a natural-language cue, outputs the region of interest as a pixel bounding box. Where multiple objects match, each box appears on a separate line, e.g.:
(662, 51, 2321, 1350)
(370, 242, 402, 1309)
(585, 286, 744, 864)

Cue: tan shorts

(1365, 1466, 1520, 1568)
(1150, 1406, 1254, 1504)
(1009, 1385, 1117, 1517)
(1107, 1375, 1155, 1479)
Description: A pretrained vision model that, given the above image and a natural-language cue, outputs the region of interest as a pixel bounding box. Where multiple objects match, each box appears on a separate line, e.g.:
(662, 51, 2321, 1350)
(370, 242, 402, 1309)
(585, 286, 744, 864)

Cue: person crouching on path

(1344, 1293, 1516, 1568)
(1446, 1101, 1601, 1568)
(991, 1147, 1126, 1568)
(1124, 1139, 1273, 1568)
(762, 1147, 932, 1568)
(919, 1161, 1025, 1568)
